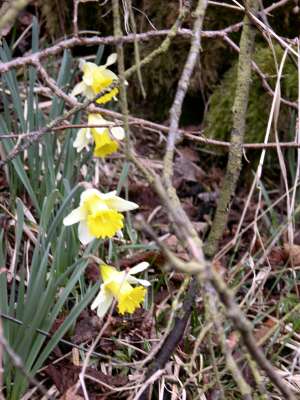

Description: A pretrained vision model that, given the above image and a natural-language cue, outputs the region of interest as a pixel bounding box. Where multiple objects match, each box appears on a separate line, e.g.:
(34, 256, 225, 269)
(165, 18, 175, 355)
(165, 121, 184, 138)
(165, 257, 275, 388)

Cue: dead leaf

(72, 310, 102, 344)
(60, 386, 83, 400)
(283, 243, 300, 266)
(254, 318, 276, 342)
(268, 246, 286, 267)
(178, 146, 199, 162)
(129, 183, 160, 211)
(46, 360, 127, 396)
(85, 263, 100, 283)
(174, 153, 204, 183)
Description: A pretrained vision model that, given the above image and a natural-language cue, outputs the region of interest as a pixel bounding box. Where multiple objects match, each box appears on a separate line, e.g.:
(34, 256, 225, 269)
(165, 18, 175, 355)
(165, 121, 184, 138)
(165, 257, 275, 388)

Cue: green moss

(204, 44, 297, 146)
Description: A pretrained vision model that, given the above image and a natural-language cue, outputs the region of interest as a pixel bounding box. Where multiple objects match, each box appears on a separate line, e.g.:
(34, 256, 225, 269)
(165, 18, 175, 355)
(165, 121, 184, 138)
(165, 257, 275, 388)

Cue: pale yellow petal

(91, 286, 113, 318)
(63, 207, 85, 226)
(71, 81, 86, 97)
(105, 53, 117, 67)
(78, 220, 95, 245)
(129, 262, 150, 275)
(104, 195, 139, 212)
(110, 126, 125, 140)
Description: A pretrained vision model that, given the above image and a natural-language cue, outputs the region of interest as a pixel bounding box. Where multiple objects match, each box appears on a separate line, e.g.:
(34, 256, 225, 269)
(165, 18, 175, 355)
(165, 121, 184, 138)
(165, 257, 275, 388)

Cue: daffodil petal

(98, 190, 117, 199)
(63, 207, 85, 226)
(105, 196, 139, 212)
(78, 221, 95, 245)
(79, 59, 86, 70)
(116, 230, 123, 239)
(91, 286, 105, 309)
(111, 126, 125, 140)
(99, 68, 118, 81)
(91, 286, 113, 318)
(71, 81, 86, 97)
(127, 276, 151, 287)
(105, 53, 117, 67)
(80, 188, 103, 205)
(88, 113, 104, 123)
(73, 128, 91, 152)
(100, 264, 120, 283)
(129, 262, 149, 275)
(82, 62, 98, 85)
(83, 86, 95, 99)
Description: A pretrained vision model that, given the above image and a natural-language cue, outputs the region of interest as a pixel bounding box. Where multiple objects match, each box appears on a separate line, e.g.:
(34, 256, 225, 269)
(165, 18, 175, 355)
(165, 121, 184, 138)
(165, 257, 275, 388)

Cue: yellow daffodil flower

(71, 54, 119, 104)
(91, 262, 150, 317)
(73, 113, 125, 157)
(63, 188, 138, 244)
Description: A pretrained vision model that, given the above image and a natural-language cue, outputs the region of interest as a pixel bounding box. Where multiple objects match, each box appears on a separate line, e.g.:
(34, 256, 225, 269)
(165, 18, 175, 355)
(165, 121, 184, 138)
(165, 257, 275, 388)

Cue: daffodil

(73, 113, 125, 157)
(71, 53, 119, 104)
(63, 188, 138, 244)
(91, 262, 150, 317)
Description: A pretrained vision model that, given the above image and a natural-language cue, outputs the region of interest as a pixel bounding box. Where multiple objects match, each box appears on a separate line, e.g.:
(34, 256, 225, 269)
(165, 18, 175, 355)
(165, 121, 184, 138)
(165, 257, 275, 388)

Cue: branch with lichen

(205, 0, 258, 258)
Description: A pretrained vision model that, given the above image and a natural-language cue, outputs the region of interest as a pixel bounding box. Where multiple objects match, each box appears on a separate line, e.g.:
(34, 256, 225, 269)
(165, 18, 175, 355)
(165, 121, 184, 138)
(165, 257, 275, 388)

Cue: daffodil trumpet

(91, 262, 150, 317)
(73, 113, 125, 157)
(63, 188, 138, 244)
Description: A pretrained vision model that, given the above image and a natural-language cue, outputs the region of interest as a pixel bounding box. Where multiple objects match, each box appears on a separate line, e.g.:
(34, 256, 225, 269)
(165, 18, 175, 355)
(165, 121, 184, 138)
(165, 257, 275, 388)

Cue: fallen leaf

(283, 243, 300, 266)
(72, 310, 102, 344)
(254, 318, 276, 342)
(60, 386, 83, 400)
(85, 263, 100, 283)
(46, 360, 127, 396)
(268, 246, 286, 267)
(174, 153, 204, 183)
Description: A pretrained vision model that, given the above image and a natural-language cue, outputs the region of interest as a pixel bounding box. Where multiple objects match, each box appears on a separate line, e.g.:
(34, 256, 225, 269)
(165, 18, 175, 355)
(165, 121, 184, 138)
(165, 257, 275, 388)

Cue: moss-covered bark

(204, 44, 297, 147)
